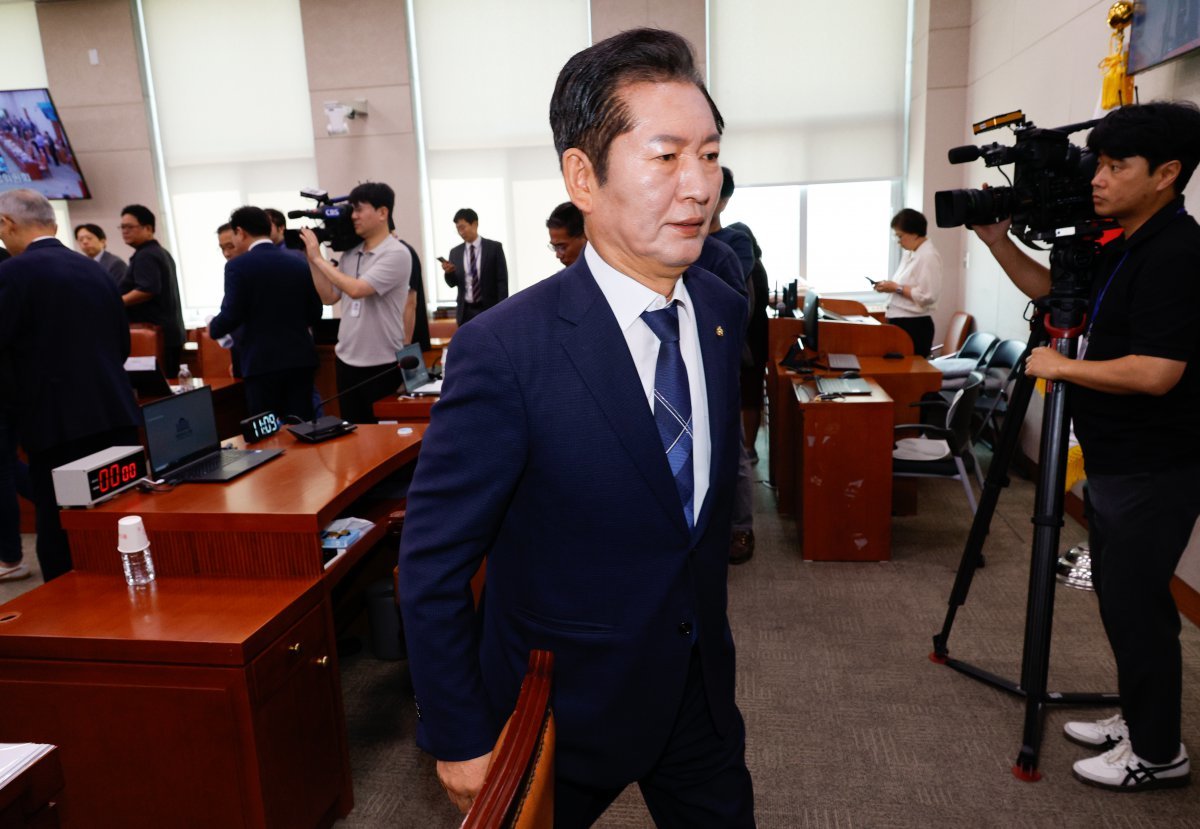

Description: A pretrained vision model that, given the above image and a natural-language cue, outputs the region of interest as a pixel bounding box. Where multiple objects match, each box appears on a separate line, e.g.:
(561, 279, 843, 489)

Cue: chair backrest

(943, 312, 974, 356)
(464, 650, 555, 829)
(196, 328, 233, 379)
(128, 323, 163, 361)
(957, 332, 998, 364)
(818, 297, 870, 317)
(428, 318, 458, 340)
(944, 372, 984, 455)
(984, 338, 1028, 372)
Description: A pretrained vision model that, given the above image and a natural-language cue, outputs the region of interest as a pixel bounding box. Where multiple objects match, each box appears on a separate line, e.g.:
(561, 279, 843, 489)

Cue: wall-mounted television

(1130, 1, 1200, 75)
(0, 88, 90, 200)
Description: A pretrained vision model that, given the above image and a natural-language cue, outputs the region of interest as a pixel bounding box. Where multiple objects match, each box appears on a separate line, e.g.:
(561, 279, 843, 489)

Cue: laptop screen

(142, 386, 220, 476)
(395, 343, 429, 392)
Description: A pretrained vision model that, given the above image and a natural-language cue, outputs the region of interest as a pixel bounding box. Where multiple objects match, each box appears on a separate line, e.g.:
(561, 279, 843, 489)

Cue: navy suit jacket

(208, 243, 323, 377)
(444, 237, 508, 324)
(398, 257, 747, 787)
(0, 239, 139, 453)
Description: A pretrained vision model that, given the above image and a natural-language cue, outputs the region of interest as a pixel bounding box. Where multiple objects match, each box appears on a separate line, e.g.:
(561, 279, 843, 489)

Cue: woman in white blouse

(873, 208, 941, 357)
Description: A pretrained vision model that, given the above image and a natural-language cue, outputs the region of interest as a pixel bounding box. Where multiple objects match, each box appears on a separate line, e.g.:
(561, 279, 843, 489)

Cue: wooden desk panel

(60, 425, 423, 580)
(0, 574, 350, 829)
(792, 380, 893, 561)
(373, 394, 436, 422)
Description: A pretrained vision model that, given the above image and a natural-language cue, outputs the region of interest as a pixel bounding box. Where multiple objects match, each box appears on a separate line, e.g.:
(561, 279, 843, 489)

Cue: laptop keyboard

(816, 377, 872, 396)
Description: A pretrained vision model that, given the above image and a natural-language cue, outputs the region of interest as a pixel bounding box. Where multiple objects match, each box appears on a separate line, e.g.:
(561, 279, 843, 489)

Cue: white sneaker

(0, 561, 30, 582)
(1073, 740, 1190, 791)
(1064, 713, 1128, 749)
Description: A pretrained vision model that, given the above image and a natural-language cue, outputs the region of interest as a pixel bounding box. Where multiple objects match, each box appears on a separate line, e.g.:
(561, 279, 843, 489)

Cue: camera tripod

(929, 232, 1118, 781)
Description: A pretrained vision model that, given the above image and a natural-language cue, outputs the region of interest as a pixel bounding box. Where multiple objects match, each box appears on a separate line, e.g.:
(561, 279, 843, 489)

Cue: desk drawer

(248, 605, 330, 705)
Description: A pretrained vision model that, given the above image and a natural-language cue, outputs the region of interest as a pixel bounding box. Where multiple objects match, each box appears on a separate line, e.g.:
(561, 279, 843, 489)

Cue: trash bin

(366, 577, 406, 660)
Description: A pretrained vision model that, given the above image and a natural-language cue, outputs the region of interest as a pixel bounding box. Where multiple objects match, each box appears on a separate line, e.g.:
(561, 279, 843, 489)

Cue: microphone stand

(288, 361, 405, 443)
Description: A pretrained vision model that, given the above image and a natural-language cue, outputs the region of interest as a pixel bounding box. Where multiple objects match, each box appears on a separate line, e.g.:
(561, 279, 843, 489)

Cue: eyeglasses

(547, 242, 570, 253)
(118, 224, 141, 231)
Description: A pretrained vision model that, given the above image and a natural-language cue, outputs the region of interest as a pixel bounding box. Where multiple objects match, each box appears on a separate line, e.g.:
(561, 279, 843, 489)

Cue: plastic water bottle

(177, 363, 194, 392)
(117, 515, 157, 587)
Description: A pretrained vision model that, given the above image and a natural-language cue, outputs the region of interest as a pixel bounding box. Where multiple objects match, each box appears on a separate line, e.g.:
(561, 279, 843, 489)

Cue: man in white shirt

(874, 208, 942, 356)
(301, 182, 412, 423)
(441, 208, 508, 325)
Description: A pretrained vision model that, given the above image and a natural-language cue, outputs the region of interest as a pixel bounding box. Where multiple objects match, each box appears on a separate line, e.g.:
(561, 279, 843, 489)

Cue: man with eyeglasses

(118, 204, 186, 377)
(546, 201, 587, 267)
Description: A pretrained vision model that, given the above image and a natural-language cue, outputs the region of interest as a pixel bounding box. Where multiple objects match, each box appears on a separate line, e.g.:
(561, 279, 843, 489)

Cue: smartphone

(865, 276, 880, 286)
(437, 256, 448, 263)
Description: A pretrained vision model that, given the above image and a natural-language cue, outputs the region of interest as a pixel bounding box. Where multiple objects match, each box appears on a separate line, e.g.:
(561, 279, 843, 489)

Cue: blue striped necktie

(641, 301, 694, 528)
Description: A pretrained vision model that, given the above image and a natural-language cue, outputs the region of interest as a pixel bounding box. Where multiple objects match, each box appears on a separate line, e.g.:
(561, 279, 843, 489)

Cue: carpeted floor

(4, 434, 1197, 827)
(333, 436, 1200, 828)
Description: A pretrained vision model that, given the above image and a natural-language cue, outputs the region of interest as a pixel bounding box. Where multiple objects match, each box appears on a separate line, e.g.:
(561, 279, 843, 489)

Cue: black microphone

(948, 144, 982, 164)
(287, 360, 406, 443)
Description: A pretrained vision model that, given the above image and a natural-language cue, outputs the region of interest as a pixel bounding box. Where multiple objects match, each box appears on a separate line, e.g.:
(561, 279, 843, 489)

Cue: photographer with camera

(974, 102, 1200, 791)
(301, 182, 413, 424)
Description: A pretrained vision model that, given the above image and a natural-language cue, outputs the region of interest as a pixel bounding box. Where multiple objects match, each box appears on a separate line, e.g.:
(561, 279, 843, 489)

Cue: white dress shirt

(586, 244, 710, 517)
(887, 238, 942, 317)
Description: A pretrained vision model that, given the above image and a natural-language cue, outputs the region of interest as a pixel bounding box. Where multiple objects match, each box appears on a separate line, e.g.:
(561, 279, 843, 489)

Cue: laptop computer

(395, 343, 442, 396)
(142, 386, 282, 483)
(815, 376, 873, 396)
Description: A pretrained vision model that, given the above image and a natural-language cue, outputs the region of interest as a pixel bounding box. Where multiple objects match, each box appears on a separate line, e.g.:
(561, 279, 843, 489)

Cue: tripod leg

(931, 326, 1043, 660)
(1013, 357, 1075, 780)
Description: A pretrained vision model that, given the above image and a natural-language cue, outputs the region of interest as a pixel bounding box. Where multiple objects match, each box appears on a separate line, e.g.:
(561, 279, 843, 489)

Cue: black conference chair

(893, 372, 985, 515)
(931, 332, 998, 391)
(974, 338, 1029, 445)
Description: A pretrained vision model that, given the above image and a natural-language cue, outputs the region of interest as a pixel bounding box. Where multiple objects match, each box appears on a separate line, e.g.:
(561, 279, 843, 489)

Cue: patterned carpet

(334, 439, 1200, 828)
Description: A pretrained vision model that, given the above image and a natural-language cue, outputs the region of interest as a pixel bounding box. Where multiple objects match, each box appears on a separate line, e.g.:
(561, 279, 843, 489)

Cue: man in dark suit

(208, 206, 322, 420)
(0, 189, 140, 582)
(440, 207, 508, 324)
(400, 29, 754, 828)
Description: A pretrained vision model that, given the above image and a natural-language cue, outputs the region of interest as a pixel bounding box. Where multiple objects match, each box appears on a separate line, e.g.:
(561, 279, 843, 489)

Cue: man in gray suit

(74, 223, 127, 284)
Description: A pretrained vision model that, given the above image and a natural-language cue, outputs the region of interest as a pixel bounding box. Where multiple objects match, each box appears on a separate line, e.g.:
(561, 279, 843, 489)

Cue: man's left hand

(1025, 346, 1070, 380)
(874, 280, 898, 294)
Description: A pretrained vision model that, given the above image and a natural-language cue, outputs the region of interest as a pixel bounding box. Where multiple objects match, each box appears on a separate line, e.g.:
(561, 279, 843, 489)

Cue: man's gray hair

(0, 189, 57, 227)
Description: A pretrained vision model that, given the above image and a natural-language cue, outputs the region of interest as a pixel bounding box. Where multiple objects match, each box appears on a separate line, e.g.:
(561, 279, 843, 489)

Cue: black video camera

(935, 111, 1115, 245)
(285, 188, 360, 252)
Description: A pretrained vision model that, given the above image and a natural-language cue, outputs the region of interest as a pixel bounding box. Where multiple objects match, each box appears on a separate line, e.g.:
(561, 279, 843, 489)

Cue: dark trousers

(887, 315, 935, 358)
(26, 426, 141, 582)
(244, 367, 317, 421)
(1, 414, 30, 565)
(460, 302, 486, 325)
(554, 649, 755, 828)
(334, 358, 400, 425)
(1087, 465, 1200, 763)
(163, 345, 182, 380)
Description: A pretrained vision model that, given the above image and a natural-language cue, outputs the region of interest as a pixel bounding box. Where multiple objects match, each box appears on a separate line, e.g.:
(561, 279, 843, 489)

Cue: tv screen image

(0, 88, 90, 200)
(1130, 0, 1200, 75)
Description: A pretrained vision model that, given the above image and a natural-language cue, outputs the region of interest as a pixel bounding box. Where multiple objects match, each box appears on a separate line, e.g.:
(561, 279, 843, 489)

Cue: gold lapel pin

(716, 325, 725, 337)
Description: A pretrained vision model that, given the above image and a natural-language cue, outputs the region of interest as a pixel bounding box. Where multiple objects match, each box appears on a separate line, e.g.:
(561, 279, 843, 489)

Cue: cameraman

(974, 102, 1200, 791)
(301, 182, 412, 423)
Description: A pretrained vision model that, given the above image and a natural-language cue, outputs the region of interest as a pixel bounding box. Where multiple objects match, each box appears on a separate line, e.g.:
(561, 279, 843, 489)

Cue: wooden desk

(792, 379, 893, 560)
(766, 318, 941, 512)
(59, 424, 423, 583)
(373, 394, 436, 422)
(0, 744, 64, 828)
(0, 574, 348, 828)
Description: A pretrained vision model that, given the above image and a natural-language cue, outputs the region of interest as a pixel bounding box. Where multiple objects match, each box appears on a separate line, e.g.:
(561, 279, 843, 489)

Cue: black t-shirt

(1071, 196, 1200, 474)
(120, 239, 186, 347)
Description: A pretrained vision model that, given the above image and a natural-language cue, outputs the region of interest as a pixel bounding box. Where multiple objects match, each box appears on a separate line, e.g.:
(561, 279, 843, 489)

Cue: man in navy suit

(209, 206, 322, 420)
(0, 189, 140, 581)
(441, 207, 508, 324)
(399, 29, 755, 827)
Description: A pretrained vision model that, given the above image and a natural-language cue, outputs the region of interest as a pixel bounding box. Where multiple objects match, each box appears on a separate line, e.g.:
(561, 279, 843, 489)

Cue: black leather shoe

(729, 531, 754, 565)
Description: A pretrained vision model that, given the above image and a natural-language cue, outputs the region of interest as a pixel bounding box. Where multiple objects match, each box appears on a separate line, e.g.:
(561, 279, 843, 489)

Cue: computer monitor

(800, 290, 820, 354)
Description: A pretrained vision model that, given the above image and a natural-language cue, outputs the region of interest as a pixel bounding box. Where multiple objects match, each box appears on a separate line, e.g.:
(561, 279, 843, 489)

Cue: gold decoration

(1100, 2, 1135, 110)
(716, 325, 725, 337)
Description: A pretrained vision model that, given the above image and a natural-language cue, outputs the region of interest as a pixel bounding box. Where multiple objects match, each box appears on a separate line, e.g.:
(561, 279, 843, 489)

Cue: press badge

(349, 299, 363, 318)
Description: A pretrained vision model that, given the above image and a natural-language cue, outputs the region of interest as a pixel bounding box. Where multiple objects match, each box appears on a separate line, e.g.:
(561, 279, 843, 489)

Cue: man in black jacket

(209, 206, 323, 420)
(118, 204, 186, 377)
(0, 189, 140, 581)
(441, 208, 508, 324)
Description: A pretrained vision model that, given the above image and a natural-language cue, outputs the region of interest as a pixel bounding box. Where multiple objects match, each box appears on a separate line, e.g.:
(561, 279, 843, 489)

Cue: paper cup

(117, 515, 150, 553)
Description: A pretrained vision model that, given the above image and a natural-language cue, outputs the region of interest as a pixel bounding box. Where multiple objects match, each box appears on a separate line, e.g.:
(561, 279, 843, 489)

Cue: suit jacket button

(414, 700, 422, 720)
(678, 621, 692, 636)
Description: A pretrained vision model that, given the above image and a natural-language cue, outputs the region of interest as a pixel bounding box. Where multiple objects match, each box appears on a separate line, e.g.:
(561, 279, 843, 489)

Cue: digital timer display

(87, 455, 148, 499)
(241, 411, 281, 444)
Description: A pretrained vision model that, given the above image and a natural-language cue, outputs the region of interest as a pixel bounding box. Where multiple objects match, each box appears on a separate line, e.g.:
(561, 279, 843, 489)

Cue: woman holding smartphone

(872, 208, 942, 357)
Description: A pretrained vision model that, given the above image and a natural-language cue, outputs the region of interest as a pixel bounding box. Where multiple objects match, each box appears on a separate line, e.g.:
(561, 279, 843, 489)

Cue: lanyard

(1084, 251, 1128, 342)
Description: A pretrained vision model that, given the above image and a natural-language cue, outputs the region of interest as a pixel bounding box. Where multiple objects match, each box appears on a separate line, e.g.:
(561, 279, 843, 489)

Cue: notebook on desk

(825, 353, 861, 370)
(815, 377, 873, 396)
(142, 386, 282, 483)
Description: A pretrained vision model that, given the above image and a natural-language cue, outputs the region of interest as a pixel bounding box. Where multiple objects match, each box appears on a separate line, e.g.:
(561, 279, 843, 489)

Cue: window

(722, 179, 899, 296)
